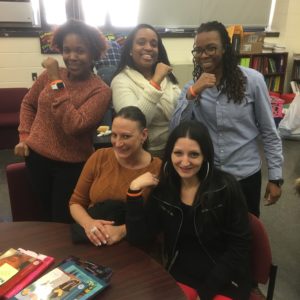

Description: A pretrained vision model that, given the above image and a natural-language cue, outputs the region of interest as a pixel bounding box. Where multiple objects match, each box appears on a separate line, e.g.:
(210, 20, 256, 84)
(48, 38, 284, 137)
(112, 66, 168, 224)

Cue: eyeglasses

(191, 46, 218, 57)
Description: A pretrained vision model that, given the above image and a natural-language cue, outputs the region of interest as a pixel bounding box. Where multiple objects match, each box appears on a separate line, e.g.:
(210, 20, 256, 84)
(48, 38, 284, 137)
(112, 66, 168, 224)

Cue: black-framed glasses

(191, 46, 218, 57)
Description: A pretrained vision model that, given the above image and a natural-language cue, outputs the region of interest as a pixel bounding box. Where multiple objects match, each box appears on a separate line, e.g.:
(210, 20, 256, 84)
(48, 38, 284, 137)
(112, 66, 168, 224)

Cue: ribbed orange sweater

(18, 68, 111, 162)
(69, 148, 161, 208)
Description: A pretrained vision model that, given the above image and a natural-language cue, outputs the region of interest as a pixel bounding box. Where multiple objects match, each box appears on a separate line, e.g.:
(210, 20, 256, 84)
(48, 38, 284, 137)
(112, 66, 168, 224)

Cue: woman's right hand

(41, 57, 60, 82)
(130, 172, 159, 191)
(193, 72, 216, 94)
(14, 142, 29, 157)
(84, 219, 115, 247)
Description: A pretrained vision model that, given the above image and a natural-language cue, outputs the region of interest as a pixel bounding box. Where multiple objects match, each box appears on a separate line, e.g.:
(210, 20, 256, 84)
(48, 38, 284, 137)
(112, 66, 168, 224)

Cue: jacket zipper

(159, 199, 183, 272)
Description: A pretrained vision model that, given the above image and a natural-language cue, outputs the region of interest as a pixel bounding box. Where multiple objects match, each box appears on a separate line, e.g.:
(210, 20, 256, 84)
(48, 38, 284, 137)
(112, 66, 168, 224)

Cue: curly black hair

(193, 21, 246, 104)
(113, 24, 178, 84)
(51, 19, 107, 62)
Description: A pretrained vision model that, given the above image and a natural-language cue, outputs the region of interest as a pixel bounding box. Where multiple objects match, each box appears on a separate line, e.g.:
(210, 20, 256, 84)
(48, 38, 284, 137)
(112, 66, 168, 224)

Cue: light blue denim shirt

(170, 66, 283, 180)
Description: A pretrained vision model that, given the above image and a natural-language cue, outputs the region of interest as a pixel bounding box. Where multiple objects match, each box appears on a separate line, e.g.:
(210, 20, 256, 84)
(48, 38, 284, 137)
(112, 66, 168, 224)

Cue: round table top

(0, 222, 186, 300)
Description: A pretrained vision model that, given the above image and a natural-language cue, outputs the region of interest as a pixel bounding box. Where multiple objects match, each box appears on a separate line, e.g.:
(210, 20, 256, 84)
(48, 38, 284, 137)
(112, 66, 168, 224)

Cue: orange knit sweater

(69, 148, 161, 209)
(18, 68, 111, 162)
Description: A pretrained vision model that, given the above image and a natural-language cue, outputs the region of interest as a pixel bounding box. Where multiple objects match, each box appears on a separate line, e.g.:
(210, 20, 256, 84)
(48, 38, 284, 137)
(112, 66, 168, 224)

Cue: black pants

(238, 170, 262, 217)
(25, 149, 85, 223)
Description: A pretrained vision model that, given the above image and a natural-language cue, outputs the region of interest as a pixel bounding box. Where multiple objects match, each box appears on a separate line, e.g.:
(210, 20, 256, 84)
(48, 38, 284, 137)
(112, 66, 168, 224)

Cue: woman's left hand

(41, 57, 60, 81)
(103, 224, 126, 245)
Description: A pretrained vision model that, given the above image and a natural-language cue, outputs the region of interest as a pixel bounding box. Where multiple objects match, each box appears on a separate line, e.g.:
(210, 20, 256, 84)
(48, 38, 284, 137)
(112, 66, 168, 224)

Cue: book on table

(11, 258, 110, 300)
(0, 248, 54, 299)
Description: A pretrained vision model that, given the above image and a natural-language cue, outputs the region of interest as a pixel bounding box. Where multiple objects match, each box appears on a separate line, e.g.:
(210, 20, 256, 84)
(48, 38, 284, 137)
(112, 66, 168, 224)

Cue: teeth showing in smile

(142, 54, 152, 60)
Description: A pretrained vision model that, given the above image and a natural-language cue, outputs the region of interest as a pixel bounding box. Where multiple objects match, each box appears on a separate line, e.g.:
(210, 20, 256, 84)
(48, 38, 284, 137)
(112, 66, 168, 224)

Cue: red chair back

(249, 213, 277, 300)
(6, 162, 42, 221)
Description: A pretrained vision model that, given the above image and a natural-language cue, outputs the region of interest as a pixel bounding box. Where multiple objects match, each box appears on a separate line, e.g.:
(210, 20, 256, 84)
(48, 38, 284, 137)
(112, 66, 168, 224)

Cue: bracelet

(149, 80, 161, 90)
(127, 188, 143, 197)
(50, 79, 63, 85)
(189, 85, 197, 98)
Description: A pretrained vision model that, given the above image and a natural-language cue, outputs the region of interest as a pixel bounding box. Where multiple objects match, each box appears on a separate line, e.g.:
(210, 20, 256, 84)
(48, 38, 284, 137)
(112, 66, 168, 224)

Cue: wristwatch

(269, 179, 284, 187)
(51, 80, 65, 90)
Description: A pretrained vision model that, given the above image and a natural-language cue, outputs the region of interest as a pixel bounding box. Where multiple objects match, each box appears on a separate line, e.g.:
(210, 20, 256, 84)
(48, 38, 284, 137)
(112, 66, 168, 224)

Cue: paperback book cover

(12, 261, 108, 300)
(3, 249, 55, 299)
(0, 248, 41, 296)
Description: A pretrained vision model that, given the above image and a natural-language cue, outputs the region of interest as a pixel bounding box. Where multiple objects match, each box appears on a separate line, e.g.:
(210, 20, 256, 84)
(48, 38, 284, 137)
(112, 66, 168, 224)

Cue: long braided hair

(193, 21, 246, 104)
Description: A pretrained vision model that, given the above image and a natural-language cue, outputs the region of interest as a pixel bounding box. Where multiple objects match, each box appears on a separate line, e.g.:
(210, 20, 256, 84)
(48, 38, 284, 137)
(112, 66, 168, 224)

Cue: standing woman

(171, 21, 283, 217)
(111, 24, 181, 158)
(14, 19, 111, 223)
(126, 121, 251, 300)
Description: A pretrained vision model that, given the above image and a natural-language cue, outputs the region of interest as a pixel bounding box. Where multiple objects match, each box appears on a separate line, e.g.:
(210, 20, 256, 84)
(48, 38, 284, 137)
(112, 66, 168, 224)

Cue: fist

(41, 57, 60, 81)
(152, 63, 173, 84)
(194, 72, 216, 93)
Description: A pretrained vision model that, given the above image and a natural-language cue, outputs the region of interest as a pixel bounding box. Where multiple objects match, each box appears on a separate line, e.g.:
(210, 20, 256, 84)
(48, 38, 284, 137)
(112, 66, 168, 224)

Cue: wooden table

(0, 222, 186, 300)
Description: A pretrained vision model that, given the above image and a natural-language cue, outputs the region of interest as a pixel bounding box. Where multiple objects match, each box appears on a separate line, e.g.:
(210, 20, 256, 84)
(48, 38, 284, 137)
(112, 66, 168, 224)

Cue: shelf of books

(238, 52, 288, 94)
(291, 54, 300, 81)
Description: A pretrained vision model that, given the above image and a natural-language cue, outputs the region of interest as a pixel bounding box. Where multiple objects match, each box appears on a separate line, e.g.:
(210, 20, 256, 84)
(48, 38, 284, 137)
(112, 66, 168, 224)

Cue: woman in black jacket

(126, 121, 251, 300)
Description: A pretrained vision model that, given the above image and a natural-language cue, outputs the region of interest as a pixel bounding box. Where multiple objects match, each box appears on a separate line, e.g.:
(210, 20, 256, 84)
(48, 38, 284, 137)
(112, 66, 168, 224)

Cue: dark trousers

(25, 149, 85, 223)
(238, 170, 262, 217)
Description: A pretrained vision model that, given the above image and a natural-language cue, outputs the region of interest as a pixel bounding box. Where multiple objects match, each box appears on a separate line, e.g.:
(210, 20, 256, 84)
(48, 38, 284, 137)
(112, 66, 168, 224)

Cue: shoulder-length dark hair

(193, 21, 246, 104)
(158, 121, 214, 204)
(113, 24, 178, 84)
(52, 19, 107, 62)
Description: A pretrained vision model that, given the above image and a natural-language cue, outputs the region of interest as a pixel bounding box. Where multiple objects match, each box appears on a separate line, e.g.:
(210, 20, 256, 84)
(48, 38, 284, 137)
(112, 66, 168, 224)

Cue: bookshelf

(238, 52, 288, 94)
(291, 57, 300, 82)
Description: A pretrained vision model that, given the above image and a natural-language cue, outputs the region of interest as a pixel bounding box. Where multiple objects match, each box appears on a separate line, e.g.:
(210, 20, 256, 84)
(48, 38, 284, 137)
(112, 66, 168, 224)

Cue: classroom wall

(0, 0, 299, 90)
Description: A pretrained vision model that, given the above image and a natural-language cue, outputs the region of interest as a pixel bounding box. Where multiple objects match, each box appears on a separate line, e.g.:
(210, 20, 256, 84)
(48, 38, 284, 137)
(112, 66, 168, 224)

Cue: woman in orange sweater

(69, 106, 161, 247)
(14, 20, 111, 223)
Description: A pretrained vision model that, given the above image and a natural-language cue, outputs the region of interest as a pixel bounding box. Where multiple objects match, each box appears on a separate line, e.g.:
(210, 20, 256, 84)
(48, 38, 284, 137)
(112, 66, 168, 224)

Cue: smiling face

(131, 28, 159, 76)
(111, 116, 148, 160)
(171, 137, 204, 182)
(194, 30, 224, 76)
(62, 33, 93, 81)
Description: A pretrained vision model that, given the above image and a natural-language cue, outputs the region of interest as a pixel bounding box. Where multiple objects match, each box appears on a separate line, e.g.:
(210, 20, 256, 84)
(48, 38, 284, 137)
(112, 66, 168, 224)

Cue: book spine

(3, 257, 54, 299)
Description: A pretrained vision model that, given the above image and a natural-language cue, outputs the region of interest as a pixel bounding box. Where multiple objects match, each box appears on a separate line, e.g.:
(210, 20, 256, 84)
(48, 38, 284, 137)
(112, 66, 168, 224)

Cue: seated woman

(69, 106, 161, 247)
(126, 121, 251, 300)
(111, 24, 181, 158)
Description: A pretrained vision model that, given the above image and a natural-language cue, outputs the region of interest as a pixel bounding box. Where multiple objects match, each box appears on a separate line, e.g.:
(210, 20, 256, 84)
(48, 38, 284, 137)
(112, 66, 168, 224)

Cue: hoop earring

(203, 161, 210, 181)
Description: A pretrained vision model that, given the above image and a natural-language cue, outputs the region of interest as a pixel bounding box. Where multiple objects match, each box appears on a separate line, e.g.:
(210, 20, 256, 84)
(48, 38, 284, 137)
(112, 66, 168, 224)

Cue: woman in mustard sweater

(69, 106, 161, 246)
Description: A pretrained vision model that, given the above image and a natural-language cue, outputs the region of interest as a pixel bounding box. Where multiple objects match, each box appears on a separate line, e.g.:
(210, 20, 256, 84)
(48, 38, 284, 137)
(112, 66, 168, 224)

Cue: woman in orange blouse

(69, 106, 161, 247)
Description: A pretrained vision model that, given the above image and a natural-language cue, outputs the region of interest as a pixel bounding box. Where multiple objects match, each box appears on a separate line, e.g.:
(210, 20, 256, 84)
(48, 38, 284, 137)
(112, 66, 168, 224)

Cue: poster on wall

(39, 32, 59, 54)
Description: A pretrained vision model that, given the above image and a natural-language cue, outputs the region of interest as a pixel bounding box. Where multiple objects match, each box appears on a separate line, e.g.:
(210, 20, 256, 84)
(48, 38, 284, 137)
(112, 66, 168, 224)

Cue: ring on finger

(90, 226, 98, 234)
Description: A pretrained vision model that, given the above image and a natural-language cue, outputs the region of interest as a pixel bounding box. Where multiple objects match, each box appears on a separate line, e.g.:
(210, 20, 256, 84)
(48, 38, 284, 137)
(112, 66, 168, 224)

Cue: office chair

(6, 162, 42, 221)
(249, 213, 278, 300)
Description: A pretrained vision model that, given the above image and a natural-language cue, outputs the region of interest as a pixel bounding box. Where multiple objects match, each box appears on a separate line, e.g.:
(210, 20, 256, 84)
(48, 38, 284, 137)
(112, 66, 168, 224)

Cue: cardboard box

(239, 32, 265, 54)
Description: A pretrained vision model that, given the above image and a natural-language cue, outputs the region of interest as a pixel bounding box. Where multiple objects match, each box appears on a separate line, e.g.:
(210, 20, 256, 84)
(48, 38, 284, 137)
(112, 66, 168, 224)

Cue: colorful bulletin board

(39, 31, 59, 54)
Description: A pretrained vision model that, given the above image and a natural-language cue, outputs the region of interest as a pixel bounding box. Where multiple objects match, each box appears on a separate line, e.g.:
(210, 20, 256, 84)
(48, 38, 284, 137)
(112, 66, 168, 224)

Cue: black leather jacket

(126, 171, 251, 299)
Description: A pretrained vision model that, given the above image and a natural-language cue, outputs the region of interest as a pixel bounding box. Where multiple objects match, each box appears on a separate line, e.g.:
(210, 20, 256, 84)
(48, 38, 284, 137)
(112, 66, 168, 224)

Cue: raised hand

(129, 172, 159, 191)
(41, 57, 60, 81)
(152, 62, 173, 85)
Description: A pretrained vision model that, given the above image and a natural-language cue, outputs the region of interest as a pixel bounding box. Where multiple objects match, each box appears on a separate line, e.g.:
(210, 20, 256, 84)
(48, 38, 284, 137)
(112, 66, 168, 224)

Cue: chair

(6, 162, 42, 221)
(249, 213, 278, 300)
(0, 88, 28, 149)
